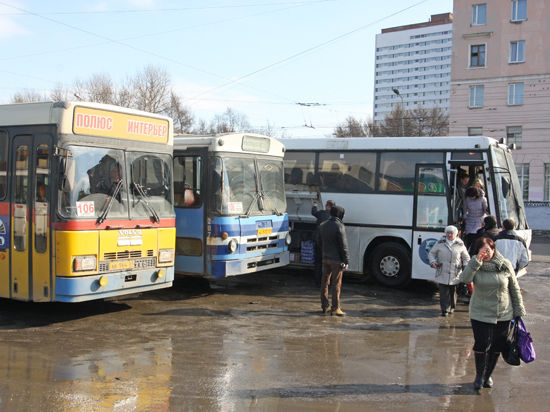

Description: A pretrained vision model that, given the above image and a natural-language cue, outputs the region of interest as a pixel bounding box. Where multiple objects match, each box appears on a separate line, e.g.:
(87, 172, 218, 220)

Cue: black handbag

(502, 320, 521, 366)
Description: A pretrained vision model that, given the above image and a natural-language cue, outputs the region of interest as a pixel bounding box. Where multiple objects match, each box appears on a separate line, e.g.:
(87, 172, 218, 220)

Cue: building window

(517, 163, 529, 201)
(545, 164, 550, 201)
(468, 127, 483, 136)
(506, 126, 522, 148)
(472, 4, 487, 25)
(470, 44, 486, 67)
(511, 0, 527, 22)
(469, 85, 484, 108)
(510, 41, 525, 63)
(508, 82, 524, 105)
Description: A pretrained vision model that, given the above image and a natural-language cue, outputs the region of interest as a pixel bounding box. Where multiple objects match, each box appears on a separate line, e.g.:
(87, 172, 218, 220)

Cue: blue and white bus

(173, 133, 290, 278)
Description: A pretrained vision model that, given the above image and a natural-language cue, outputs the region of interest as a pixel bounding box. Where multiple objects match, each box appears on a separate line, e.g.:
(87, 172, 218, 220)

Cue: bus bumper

(54, 267, 175, 302)
(211, 252, 289, 278)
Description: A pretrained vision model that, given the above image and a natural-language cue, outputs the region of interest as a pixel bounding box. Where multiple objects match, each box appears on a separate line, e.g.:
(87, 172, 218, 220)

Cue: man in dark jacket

(469, 215, 499, 254)
(311, 200, 335, 286)
(317, 205, 350, 316)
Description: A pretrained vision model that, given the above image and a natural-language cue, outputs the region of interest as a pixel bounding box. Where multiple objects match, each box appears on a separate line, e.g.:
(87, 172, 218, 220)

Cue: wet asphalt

(0, 240, 549, 411)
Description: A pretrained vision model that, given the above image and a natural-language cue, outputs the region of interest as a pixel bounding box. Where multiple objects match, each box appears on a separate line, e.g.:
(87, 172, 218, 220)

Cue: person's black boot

(483, 352, 500, 388)
(474, 351, 487, 390)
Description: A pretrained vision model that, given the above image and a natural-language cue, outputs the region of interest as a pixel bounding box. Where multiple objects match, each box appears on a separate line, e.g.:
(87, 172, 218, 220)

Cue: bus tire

(369, 242, 411, 288)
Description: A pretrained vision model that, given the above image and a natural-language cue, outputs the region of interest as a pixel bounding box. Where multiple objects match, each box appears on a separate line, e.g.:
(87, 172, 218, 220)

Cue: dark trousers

(471, 319, 511, 353)
(438, 284, 457, 314)
(464, 233, 478, 252)
(313, 243, 322, 287)
(320, 259, 343, 311)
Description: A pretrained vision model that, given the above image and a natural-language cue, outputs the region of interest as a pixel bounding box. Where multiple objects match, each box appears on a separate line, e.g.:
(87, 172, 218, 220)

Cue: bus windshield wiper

(132, 182, 160, 223)
(97, 179, 124, 224)
(243, 191, 264, 217)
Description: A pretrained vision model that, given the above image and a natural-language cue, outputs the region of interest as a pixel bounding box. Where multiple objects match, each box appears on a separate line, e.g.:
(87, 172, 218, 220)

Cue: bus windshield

(490, 146, 528, 229)
(60, 146, 127, 219)
(210, 155, 286, 216)
(59, 146, 174, 220)
(128, 152, 174, 219)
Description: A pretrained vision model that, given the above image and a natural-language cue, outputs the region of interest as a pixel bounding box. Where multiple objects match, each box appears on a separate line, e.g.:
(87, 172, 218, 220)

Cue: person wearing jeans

(317, 205, 349, 316)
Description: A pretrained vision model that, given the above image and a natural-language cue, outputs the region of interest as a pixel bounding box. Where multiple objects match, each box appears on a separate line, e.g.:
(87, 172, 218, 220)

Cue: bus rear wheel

(369, 242, 411, 288)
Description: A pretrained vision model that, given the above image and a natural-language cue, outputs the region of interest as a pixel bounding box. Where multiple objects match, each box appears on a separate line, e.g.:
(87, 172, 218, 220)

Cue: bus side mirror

(508, 143, 517, 150)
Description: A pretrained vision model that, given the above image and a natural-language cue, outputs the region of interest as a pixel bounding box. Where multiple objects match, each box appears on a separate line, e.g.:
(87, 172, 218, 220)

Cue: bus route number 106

(76, 201, 95, 217)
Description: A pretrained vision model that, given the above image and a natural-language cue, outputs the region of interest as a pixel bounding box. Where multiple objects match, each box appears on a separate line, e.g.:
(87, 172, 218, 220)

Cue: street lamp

(392, 88, 405, 136)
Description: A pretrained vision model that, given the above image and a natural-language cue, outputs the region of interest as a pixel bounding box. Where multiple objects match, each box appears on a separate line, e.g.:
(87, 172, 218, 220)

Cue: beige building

(448, 0, 550, 201)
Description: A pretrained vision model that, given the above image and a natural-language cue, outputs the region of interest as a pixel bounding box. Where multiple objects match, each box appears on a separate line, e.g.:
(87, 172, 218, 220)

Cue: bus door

(411, 164, 449, 280)
(174, 150, 205, 275)
(9, 134, 51, 301)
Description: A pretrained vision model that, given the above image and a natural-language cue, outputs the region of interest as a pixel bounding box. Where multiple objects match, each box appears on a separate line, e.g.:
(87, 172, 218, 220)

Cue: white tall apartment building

(374, 13, 453, 122)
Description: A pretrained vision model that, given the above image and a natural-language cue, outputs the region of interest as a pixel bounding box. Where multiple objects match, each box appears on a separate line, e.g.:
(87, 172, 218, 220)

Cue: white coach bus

(281, 136, 530, 288)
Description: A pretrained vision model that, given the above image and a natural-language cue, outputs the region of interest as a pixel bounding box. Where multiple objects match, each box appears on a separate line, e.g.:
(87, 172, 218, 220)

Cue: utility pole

(392, 88, 405, 136)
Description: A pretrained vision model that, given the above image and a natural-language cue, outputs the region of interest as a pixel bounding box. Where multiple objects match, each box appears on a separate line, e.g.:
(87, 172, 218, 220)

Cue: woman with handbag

(459, 237, 526, 390)
(428, 225, 470, 316)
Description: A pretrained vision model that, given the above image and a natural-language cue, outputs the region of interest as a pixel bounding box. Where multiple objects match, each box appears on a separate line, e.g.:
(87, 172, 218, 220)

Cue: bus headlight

(285, 233, 292, 245)
(73, 255, 97, 272)
(228, 239, 238, 254)
(158, 249, 175, 263)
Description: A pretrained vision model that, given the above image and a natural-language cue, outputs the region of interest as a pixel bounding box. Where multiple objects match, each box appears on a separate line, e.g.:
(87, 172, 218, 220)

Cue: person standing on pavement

(459, 237, 526, 390)
(317, 205, 350, 316)
(495, 218, 529, 274)
(311, 200, 335, 286)
(428, 225, 470, 316)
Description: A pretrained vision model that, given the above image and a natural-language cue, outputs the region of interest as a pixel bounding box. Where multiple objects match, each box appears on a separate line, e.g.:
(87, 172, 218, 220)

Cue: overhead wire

(0, 1, 333, 16)
(0, 0, 324, 105)
(182, 0, 431, 104)
(0, 0, 435, 130)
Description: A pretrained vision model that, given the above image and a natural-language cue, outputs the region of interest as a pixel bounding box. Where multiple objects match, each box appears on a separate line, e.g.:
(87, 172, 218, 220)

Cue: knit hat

(445, 225, 458, 235)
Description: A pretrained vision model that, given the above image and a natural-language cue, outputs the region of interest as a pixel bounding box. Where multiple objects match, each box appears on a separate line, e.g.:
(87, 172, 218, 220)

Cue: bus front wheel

(370, 242, 411, 288)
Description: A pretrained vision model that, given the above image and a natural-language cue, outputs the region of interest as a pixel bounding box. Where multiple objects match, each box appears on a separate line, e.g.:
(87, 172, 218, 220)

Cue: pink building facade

(449, 0, 550, 201)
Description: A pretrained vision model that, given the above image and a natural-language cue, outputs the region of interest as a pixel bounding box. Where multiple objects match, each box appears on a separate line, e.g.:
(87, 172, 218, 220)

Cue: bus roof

(279, 136, 506, 151)
(0, 101, 173, 146)
(174, 133, 285, 158)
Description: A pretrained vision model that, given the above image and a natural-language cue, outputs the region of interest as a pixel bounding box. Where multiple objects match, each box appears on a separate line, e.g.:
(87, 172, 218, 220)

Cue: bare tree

(11, 89, 47, 103)
(49, 83, 71, 101)
(251, 121, 276, 137)
(425, 106, 449, 136)
(376, 104, 448, 137)
(132, 65, 170, 114)
(74, 73, 115, 104)
(210, 107, 250, 134)
(192, 119, 212, 135)
(167, 92, 194, 134)
(378, 104, 410, 136)
(333, 116, 378, 137)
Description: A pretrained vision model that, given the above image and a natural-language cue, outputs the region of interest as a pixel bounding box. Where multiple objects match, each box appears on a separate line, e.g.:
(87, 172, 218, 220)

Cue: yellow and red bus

(0, 101, 175, 302)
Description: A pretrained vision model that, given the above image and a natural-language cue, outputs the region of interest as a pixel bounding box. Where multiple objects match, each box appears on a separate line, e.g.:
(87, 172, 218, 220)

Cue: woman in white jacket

(428, 226, 470, 316)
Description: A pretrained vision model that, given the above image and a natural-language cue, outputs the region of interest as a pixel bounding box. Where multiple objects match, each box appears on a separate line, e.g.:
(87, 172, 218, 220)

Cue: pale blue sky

(0, 0, 453, 136)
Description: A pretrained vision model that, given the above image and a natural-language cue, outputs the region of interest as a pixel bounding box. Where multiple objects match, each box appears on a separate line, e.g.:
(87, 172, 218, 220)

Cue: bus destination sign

(73, 106, 169, 143)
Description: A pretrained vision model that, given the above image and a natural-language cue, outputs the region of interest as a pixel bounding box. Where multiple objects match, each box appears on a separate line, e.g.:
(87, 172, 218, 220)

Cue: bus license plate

(257, 228, 272, 235)
(109, 260, 135, 270)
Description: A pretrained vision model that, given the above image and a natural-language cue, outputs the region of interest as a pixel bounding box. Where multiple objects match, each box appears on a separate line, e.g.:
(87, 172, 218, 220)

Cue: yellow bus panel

(55, 231, 99, 276)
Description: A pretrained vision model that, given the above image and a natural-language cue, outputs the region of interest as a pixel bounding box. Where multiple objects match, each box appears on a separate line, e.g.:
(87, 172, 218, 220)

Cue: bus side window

(35, 144, 49, 254)
(174, 155, 201, 208)
(0, 130, 7, 199)
(283, 152, 315, 186)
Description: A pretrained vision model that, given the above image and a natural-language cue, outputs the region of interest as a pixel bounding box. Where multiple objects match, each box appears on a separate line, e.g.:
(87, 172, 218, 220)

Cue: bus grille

(104, 250, 154, 260)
